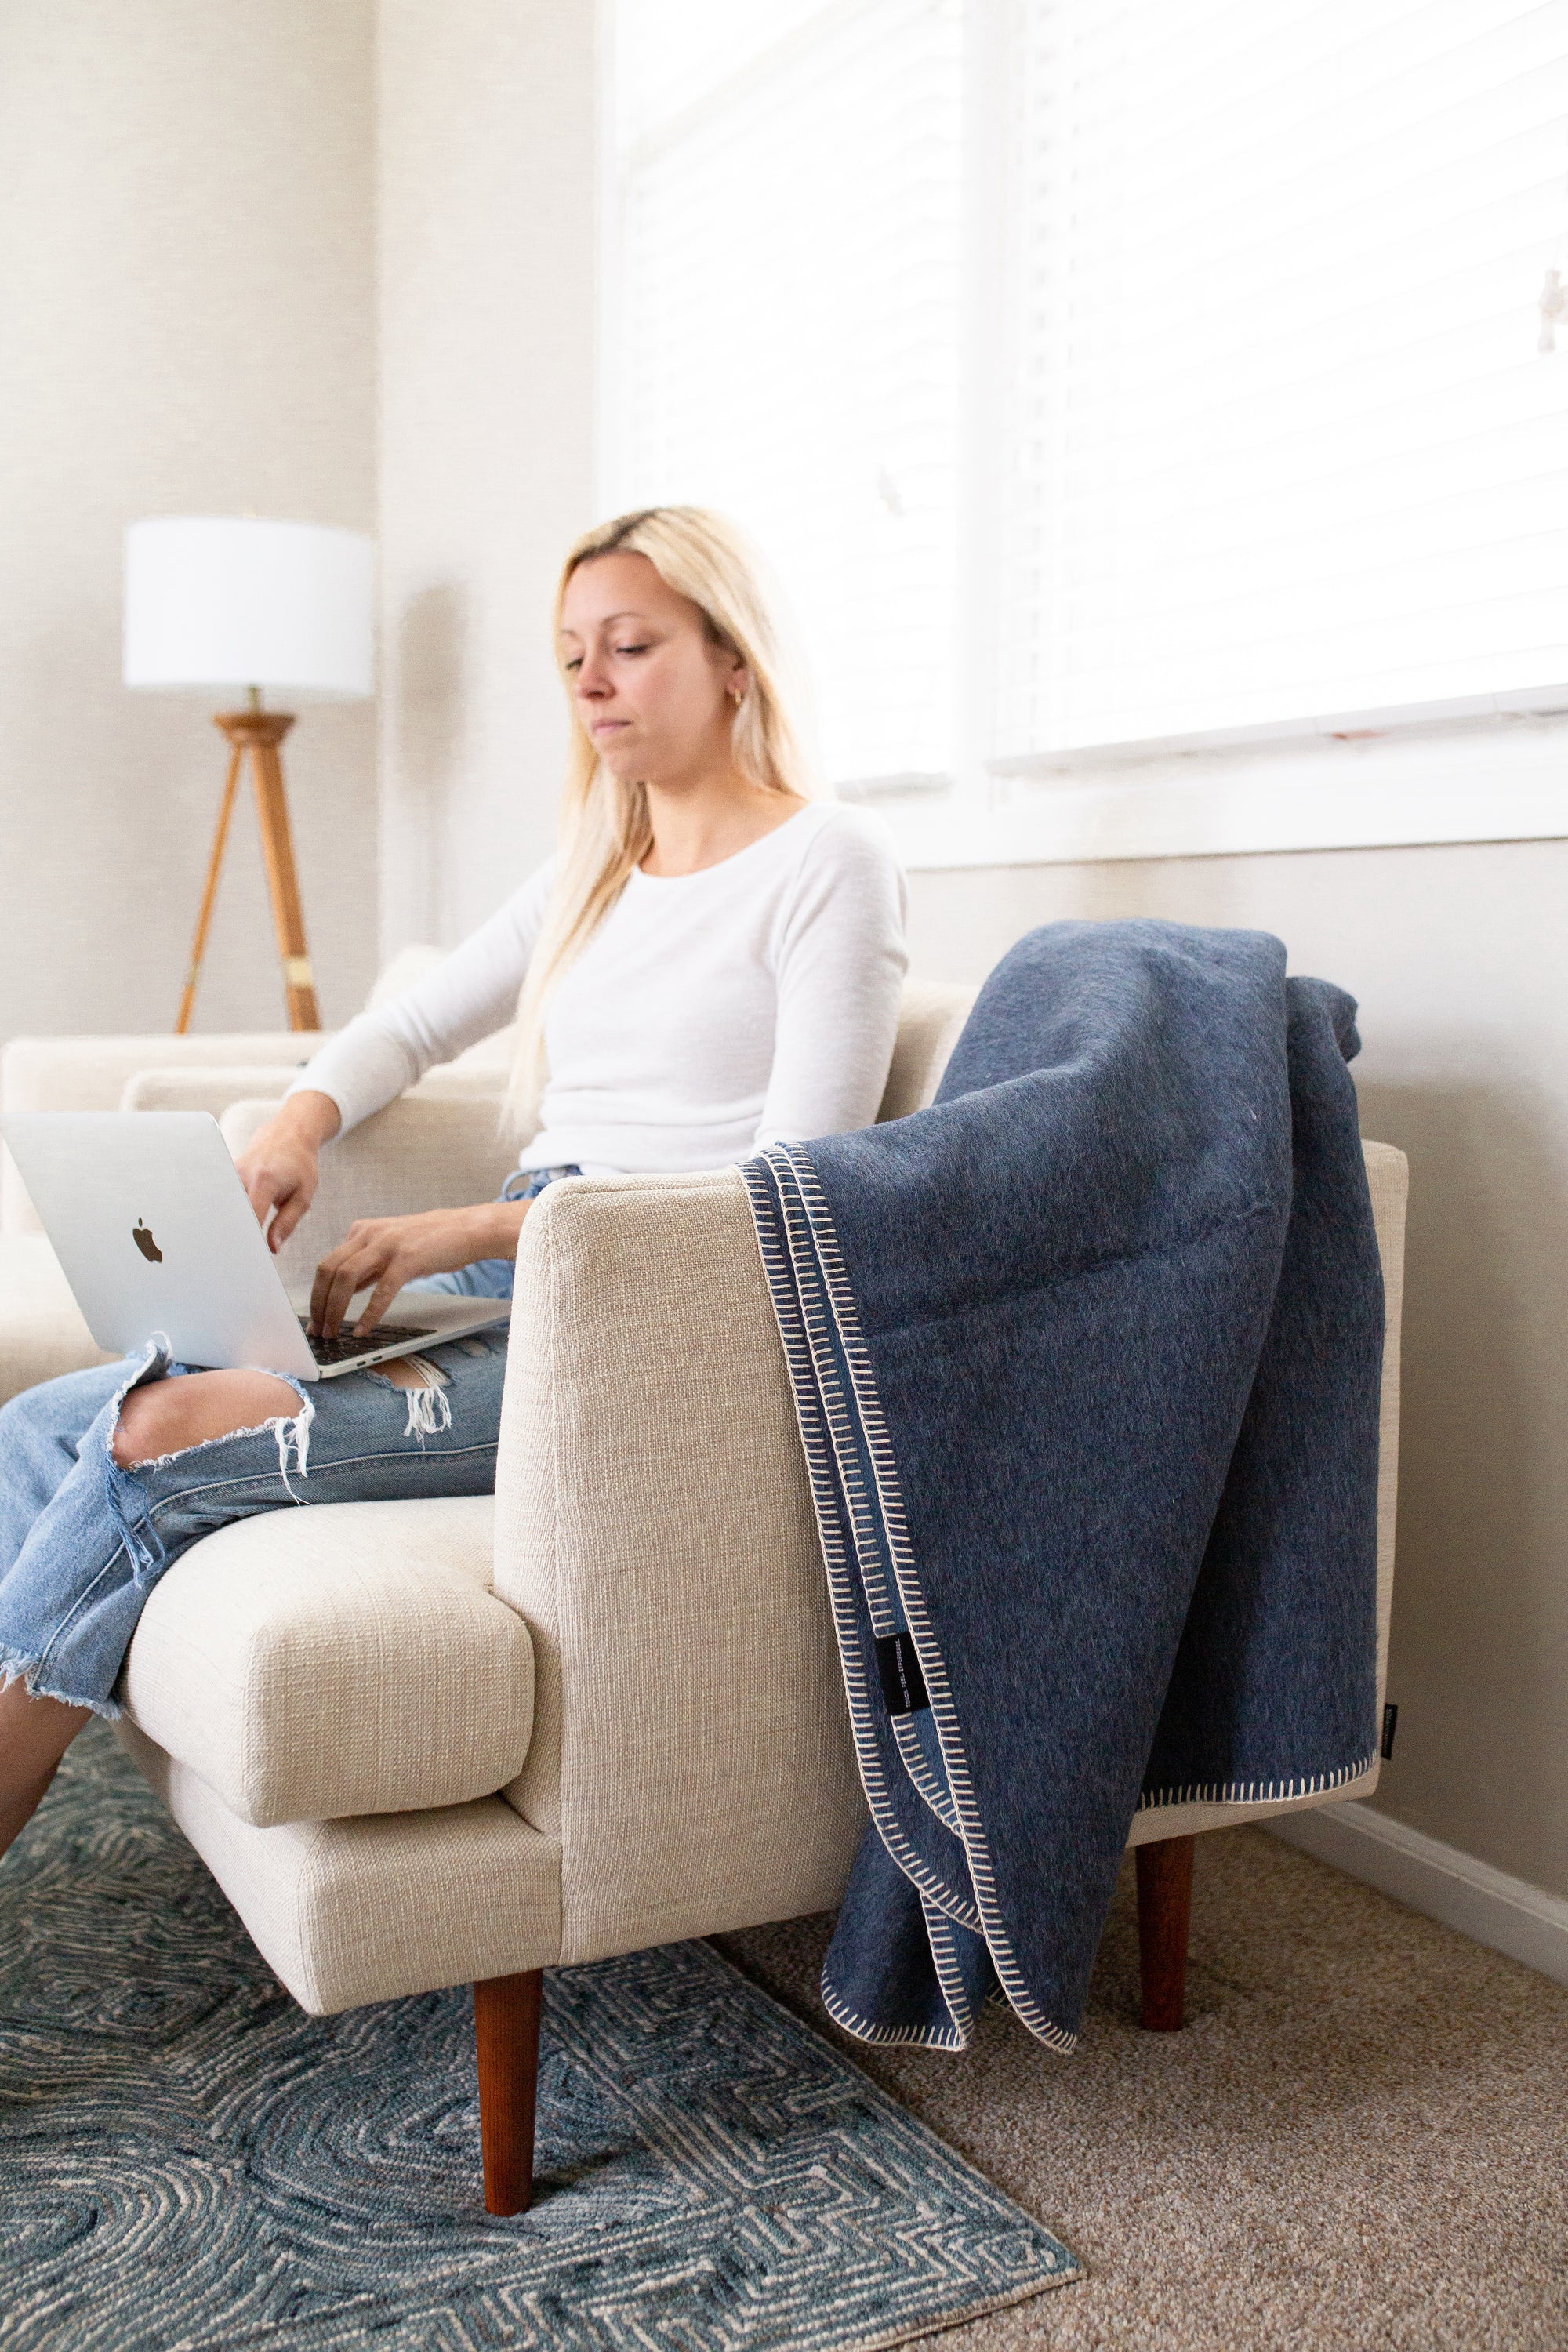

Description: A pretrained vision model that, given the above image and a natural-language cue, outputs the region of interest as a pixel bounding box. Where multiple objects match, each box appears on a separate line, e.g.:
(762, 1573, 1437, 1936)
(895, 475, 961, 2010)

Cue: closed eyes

(562, 644, 652, 673)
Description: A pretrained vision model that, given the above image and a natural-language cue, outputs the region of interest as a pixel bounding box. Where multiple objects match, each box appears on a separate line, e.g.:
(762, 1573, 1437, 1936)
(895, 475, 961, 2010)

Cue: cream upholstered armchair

(2, 982, 1406, 2216)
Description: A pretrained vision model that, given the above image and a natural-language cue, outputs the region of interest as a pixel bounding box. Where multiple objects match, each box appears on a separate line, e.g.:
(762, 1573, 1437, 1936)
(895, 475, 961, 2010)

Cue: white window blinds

(606, 0, 1566, 787)
(607, 0, 964, 790)
(995, 0, 1568, 758)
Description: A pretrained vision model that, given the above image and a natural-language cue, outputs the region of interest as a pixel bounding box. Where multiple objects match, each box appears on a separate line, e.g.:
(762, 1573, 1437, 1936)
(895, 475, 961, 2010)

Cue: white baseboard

(1268, 1800, 1568, 1990)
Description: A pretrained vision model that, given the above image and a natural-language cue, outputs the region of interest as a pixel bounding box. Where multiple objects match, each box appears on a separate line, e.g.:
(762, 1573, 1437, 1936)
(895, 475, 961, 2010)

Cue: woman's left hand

(309, 1203, 528, 1338)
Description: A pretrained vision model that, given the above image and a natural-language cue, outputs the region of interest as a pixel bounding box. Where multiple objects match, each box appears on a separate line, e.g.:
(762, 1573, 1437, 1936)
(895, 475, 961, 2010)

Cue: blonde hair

(505, 506, 824, 1132)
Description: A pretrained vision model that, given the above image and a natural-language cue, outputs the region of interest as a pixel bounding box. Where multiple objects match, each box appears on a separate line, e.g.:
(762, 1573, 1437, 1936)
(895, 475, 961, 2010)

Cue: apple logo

(132, 1218, 162, 1265)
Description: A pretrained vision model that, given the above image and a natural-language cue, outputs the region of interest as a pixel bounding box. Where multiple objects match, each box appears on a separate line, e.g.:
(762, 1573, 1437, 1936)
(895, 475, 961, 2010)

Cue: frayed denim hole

(268, 1378, 314, 1498)
(101, 1339, 175, 1586)
(365, 1355, 454, 1446)
(103, 1363, 314, 1531)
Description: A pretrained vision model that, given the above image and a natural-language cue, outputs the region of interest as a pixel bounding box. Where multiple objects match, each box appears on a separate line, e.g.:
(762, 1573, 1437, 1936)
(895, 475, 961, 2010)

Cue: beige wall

(907, 842, 1568, 1903)
(376, 0, 598, 954)
(0, 0, 378, 1044)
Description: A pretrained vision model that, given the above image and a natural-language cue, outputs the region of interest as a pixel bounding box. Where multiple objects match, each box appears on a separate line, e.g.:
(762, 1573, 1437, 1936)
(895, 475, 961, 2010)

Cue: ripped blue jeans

(0, 1166, 578, 1719)
(0, 1331, 507, 1719)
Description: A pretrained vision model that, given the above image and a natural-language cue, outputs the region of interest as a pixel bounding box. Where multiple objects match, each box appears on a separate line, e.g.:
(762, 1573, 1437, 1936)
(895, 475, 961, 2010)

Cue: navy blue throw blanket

(743, 921, 1384, 2053)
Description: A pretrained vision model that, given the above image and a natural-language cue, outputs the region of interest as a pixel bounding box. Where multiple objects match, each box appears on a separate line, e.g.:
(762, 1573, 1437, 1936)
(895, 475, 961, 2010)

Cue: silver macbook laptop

(0, 1112, 511, 1380)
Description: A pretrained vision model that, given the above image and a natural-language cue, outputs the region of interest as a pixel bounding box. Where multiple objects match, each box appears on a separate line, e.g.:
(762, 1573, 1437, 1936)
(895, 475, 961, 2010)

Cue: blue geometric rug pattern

(0, 1726, 1079, 2349)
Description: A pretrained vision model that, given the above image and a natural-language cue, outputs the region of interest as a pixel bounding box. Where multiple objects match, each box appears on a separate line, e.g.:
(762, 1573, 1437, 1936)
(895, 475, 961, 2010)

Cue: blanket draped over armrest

(743, 920, 1384, 2053)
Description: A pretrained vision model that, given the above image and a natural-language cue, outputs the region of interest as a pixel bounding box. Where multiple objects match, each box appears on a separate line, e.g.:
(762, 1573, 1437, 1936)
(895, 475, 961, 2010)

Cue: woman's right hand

(234, 1091, 341, 1252)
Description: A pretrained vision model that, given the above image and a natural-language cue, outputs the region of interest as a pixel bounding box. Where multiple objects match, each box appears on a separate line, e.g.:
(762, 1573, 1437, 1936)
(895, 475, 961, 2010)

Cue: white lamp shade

(124, 517, 375, 701)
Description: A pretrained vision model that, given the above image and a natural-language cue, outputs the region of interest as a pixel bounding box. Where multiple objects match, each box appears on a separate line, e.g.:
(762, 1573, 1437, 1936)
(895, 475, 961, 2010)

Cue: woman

(0, 506, 907, 1858)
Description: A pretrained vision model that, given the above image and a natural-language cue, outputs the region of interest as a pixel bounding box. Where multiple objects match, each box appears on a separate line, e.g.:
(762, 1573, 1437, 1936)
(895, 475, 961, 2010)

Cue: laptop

(0, 1112, 512, 1380)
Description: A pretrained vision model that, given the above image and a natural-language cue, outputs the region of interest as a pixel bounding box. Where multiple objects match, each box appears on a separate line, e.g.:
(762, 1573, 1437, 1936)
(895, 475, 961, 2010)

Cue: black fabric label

(876, 1631, 930, 1718)
(1381, 1701, 1399, 1760)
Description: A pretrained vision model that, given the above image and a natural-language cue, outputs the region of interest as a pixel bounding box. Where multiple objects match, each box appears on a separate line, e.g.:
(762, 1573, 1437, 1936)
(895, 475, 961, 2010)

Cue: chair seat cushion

(0, 1232, 115, 1406)
(121, 1496, 532, 1828)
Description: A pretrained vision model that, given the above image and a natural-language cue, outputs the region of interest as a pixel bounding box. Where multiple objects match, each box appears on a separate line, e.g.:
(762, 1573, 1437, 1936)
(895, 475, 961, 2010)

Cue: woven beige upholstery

(220, 1091, 518, 1295)
(877, 980, 975, 1118)
(125, 1058, 508, 1123)
(495, 1168, 867, 1965)
(118, 1721, 561, 2013)
(121, 1065, 314, 1119)
(0, 1232, 114, 1404)
(120, 1497, 532, 1828)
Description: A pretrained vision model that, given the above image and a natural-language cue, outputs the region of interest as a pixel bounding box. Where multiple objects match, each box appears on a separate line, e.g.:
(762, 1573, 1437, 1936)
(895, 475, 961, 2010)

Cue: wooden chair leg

(474, 1969, 543, 2215)
(1135, 1833, 1195, 2031)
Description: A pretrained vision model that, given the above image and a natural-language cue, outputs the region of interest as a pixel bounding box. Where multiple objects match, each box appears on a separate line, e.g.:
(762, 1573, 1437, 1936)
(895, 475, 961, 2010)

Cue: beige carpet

(717, 1828, 1568, 2350)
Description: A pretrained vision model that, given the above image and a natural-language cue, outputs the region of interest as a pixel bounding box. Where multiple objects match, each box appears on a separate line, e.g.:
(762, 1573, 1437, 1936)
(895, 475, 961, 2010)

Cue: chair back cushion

(877, 982, 977, 1120)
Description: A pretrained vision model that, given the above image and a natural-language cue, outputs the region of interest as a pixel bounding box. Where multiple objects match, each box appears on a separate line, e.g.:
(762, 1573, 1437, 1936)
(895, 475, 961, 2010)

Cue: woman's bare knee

(112, 1370, 300, 1468)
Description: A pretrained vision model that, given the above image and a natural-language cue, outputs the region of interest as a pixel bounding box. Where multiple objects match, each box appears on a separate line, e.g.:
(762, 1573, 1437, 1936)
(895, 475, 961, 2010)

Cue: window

(604, 0, 1566, 833)
(605, 0, 964, 789)
(995, 0, 1568, 762)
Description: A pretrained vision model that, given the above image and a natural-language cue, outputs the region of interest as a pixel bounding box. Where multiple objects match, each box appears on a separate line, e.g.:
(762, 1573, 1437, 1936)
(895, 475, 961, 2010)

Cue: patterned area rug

(0, 1726, 1078, 2350)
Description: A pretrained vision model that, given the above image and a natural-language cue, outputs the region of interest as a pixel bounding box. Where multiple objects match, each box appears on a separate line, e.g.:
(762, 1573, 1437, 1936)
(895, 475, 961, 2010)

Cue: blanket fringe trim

(1138, 1753, 1377, 1810)
(818, 1977, 973, 2053)
(746, 1144, 1079, 2056)
(745, 1160, 986, 1943)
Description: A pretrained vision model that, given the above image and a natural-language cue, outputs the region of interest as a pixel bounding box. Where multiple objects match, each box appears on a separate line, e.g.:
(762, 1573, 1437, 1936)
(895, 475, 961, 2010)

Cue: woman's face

(559, 550, 746, 789)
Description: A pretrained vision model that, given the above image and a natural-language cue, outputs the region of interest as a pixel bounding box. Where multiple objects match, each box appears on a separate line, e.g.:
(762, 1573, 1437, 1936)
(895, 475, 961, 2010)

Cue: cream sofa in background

(0, 978, 1407, 2216)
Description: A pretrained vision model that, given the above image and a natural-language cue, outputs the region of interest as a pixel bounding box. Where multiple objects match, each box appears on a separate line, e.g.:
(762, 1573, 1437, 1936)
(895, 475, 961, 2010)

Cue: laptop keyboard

(299, 1320, 438, 1367)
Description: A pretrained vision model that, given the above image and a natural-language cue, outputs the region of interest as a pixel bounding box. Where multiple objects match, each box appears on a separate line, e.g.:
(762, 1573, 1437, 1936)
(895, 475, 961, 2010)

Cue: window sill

(879, 710, 1568, 873)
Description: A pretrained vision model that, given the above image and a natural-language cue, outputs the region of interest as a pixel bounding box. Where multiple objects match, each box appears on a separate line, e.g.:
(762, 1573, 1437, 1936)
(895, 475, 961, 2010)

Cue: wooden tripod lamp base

(176, 709, 319, 1034)
(125, 517, 373, 1034)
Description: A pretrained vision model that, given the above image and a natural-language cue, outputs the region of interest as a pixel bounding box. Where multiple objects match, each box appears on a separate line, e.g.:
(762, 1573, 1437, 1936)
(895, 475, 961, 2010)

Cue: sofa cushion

(876, 982, 976, 1120)
(121, 1495, 532, 1828)
(0, 1232, 115, 1405)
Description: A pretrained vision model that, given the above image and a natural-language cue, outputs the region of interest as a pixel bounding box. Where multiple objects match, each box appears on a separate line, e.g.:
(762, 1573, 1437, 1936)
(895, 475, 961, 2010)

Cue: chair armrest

(1361, 1138, 1407, 1726)
(492, 1168, 866, 1966)
(220, 1090, 520, 1290)
(2, 1031, 326, 1232)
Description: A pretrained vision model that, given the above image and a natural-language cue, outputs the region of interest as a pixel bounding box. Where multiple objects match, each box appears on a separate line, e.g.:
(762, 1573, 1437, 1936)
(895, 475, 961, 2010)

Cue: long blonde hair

(505, 506, 824, 1133)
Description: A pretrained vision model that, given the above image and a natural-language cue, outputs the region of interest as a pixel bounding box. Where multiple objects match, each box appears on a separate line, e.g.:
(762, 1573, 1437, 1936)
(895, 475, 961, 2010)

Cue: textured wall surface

(0, 0, 378, 1044)
(376, 0, 599, 956)
(906, 838, 1568, 1904)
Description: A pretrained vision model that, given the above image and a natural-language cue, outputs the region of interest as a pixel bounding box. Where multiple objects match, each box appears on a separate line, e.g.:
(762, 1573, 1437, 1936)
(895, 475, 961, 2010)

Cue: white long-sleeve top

(291, 802, 909, 1178)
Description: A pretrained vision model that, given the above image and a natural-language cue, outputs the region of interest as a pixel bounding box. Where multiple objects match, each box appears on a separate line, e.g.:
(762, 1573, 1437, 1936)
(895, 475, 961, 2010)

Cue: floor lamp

(124, 516, 375, 1033)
